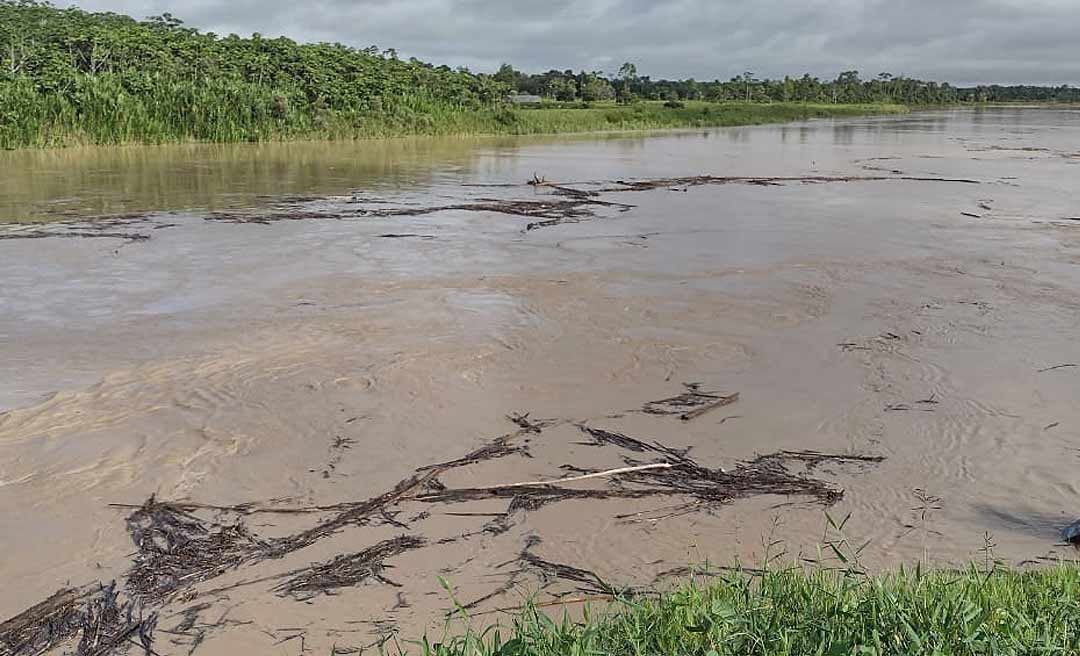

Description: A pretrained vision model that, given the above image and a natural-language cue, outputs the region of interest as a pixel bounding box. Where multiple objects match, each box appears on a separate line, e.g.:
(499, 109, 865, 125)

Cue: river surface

(2, 108, 1080, 653)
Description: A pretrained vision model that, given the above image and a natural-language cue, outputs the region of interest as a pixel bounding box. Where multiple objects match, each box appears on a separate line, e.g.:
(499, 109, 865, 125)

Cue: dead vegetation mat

(3, 387, 884, 654)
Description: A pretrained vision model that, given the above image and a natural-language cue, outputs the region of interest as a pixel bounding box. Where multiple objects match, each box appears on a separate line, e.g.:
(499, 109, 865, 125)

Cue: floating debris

(205, 197, 632, 228)
(1038, 363, 1078, 373)
(124, 497, 268, 602)
(595, 174, 981, 191)
(4, 408, 883, 654)
(274, 536, 426, 600)
(642, 384, 740, 422)
(576, 425, 693, 462)
(0, 583, 156, 656)
(0, 230, 151, 242)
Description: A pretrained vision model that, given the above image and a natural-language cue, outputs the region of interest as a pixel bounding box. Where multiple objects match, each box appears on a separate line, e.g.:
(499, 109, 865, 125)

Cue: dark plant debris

(1037, 363, 1078, 373)
(0, 582, 156, 656)
(203, 173, 981, 232)
(273, 536, 426, 600)
(4, 402, 883, 654)
(205, 197, 632, 230)
(0, 229, 150, 242)
(124, 497, 268, 603)
(642, 383, 740, 422)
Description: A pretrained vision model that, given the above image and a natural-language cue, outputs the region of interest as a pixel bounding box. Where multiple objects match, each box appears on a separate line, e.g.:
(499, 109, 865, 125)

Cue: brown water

(2, 108, 1080, 653)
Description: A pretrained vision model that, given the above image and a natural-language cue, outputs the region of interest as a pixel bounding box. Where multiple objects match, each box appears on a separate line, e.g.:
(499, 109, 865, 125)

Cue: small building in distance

(507, 94, 543, 105)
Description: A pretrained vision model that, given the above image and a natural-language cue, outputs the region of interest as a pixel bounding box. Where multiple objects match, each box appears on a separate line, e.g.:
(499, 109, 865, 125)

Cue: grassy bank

(420, 563, 1080, 655)
(2, 91, 907, 149)
(477, 102, 909, 137)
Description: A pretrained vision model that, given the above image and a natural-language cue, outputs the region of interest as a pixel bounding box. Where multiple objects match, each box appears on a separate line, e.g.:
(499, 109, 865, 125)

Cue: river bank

(1, 100, 907, 150)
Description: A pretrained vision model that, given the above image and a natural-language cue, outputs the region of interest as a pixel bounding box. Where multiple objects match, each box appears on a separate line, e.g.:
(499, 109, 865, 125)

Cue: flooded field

(2, 107, 1080, 654)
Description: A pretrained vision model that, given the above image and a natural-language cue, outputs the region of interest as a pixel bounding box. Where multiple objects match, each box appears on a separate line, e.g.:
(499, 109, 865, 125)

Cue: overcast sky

(69, 0, 1079, 86)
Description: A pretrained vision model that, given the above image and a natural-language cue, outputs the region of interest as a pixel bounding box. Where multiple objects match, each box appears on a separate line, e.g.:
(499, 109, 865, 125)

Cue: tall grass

(416, 563, 1080, 656)
(0, 78, 907, 150)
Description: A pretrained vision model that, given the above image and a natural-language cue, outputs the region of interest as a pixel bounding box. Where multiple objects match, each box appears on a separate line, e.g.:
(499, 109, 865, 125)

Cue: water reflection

(1, 107, 1075, 223)
(0, 138, 499, 222)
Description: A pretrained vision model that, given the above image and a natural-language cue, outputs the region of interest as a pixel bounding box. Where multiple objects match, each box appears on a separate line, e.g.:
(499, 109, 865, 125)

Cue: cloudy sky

(69, 0, 1079, 86)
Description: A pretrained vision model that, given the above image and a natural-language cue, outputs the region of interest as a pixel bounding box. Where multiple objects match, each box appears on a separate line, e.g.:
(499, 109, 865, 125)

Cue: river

(1, 107, 1079, 653)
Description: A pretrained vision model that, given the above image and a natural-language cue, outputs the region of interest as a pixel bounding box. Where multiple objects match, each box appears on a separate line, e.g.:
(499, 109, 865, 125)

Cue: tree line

(2, 0, 1077, 148)
(496, 63, 1080, 105)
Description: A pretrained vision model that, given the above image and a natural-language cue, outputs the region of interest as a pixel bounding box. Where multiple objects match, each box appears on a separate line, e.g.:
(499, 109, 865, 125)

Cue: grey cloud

(70, 0, 1080, 85)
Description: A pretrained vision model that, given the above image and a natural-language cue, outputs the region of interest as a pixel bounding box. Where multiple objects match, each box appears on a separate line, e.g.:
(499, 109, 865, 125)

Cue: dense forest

(496, 63, 1080, 106)
(0, 0, 504, 146)
(1, 0, 1077, 148)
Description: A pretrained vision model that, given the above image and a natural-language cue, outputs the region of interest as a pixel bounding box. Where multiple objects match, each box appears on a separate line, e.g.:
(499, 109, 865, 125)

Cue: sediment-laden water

(2, 108, 1079, 655)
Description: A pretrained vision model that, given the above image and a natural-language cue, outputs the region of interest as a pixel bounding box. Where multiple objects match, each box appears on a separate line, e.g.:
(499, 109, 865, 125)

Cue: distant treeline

(496, 63, 1080, 105)
(1, 0, 1076, 148)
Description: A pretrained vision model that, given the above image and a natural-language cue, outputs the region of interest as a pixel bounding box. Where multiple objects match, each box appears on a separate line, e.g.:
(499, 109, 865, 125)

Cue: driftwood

(467, 463, 674, 490)
(1038, 363, 1078, 373)
(679, 393, 740, 422)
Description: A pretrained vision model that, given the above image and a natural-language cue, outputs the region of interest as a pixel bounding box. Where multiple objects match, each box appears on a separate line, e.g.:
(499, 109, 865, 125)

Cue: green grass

(416, 563, 1080, 656)
(496, 102, 908, 136)
(0, 81, 908, 149)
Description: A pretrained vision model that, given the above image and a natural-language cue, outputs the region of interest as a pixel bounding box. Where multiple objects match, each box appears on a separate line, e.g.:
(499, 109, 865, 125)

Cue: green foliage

(501, 102, 908, 135)
(0, 0, 507, 147)
(498, 64, 1080, 106)
(8, 1, 1068, 149)
(416, 563, 1080, 656)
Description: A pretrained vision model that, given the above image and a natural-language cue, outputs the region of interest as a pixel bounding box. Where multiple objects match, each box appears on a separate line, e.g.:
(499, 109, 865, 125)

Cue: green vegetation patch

(1, 1, 903, 150)
(421, 564, 1080, 655)
(500, 102, 909, 136)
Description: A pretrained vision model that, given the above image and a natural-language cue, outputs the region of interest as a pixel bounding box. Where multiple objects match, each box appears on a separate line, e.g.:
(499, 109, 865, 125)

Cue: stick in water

(473, 463, 673, 490)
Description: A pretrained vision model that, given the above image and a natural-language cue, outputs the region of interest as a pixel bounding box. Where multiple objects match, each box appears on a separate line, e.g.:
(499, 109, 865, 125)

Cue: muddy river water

(2, 108, 1079, 653)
